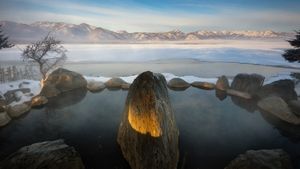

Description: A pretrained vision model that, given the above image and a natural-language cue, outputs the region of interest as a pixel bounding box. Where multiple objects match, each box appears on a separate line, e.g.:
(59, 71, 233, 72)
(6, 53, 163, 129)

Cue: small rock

(0, 139, 85, 169)
(258, 96, 300, 125)
(87, 81, 105, 92)
(288, 100, 300, 116)
(18, 81, 30, 88)
(191, 81, 215, 90)
(7, 103, 31, 118)
(121, 83, 131, 90)
(0, 112, 11, 127)
(105, 77, 127, 89)
(225, 149, 293, 169)
(31, 95, 48, 108)
(226, 89, 252, 99)
(167, 78, 190, 90)
(215, 75, 229, 91)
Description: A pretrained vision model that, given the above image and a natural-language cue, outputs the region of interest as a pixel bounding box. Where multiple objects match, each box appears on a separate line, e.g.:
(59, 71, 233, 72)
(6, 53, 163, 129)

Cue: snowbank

(0, 80, 41, 106)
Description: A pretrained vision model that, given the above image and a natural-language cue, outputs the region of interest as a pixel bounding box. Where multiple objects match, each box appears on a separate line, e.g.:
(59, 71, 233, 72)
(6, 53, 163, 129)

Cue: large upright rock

(0, 139, 85, 169)
(225, 149, 293, 169)
(40, 68, 87, 98)
(117, 71, 179, 169)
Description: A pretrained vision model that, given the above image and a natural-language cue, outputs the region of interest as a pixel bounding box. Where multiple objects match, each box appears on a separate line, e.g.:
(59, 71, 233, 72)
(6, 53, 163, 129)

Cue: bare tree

(22, 33, 67, 81)
(0, 25, 14, 50)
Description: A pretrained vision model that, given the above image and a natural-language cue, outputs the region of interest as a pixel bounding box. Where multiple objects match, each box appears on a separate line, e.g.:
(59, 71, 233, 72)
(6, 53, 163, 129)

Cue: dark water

(0, 87, 300, 169)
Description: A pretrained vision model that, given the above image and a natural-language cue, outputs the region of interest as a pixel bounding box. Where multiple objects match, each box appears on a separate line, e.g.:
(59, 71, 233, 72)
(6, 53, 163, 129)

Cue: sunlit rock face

(40, 68, 87, 98)
(117, 71, 179, 169)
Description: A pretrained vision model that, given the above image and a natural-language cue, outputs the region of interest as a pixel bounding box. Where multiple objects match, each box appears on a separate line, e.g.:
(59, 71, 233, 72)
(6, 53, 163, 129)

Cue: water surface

(0, 87, 299, 169)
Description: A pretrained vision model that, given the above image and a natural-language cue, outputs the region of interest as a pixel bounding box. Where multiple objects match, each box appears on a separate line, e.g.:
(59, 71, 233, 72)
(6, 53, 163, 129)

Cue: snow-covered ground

(0, 80, 41, 106)
(0, 41, 298, 68)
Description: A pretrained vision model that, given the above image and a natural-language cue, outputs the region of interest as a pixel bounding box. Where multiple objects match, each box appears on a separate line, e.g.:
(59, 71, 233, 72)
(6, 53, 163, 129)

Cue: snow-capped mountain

(0, 21, 294, 43)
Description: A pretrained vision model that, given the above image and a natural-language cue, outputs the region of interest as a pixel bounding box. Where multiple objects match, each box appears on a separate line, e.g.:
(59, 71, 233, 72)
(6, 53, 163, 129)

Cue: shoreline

(0, 60, 298, 78)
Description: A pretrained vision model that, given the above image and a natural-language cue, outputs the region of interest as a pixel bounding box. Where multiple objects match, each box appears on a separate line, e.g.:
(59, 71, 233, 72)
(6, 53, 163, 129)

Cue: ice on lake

(0, 41, 299, 68)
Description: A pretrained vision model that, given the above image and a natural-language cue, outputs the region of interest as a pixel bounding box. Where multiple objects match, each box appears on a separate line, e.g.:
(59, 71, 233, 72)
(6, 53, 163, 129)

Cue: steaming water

(0, 88, 299, 169)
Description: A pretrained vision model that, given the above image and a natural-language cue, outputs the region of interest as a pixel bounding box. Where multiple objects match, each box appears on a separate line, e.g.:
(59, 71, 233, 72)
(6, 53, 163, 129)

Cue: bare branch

(22, 32, 67, 80)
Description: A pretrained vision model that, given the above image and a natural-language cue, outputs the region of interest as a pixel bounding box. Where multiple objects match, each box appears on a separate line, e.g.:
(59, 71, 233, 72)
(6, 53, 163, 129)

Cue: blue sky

(0, 0, 299, 32)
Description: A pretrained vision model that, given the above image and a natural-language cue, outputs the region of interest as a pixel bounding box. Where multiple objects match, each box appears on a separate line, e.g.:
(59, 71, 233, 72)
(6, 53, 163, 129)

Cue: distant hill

(0, 21, 294, 43)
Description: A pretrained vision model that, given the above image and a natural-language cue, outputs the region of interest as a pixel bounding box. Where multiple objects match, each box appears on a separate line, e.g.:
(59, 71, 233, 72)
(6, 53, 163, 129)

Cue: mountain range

(0, 21, 294, 43)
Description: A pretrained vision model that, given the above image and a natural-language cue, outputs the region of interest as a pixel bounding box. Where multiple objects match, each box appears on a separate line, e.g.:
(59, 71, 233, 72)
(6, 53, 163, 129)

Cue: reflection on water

(46, 88, 88, 109)
(0, 80, 300, 168)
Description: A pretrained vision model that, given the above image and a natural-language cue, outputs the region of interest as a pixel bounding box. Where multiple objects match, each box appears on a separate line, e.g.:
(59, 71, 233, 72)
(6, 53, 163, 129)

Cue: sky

(0, 0, 300, 32)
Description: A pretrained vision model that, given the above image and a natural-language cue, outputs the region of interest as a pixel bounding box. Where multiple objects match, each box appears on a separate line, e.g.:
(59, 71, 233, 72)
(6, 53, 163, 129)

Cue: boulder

(0, 139, 85, 169)
(258, 96, 300, 125)
(31, 95, 48, 108)
(87, 81, 105, 92)
(225, 149, 293, 169)
(191, 81, 215, 90)
(167, 78, 190, 90)
(104, 77, 127, 89)
(40, 68, 87, 98)
(231, 73, 264, 94)
(288, 100, 300, 117)
(7, 103, 31, 118)
(0, 112, 11, 127)
(117, 71, 179, 169)
(255, 80, 297, 102)
(215, 75, 229, 91)
(226, 89, 252, 99)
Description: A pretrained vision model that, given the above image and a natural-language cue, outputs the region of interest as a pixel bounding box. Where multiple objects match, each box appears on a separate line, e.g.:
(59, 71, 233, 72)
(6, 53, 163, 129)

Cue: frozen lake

(0, 41, 299, 69)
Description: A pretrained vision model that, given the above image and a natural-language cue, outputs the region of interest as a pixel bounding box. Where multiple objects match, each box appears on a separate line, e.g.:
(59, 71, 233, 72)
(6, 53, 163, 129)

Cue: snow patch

(0, 80, 41, 106)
